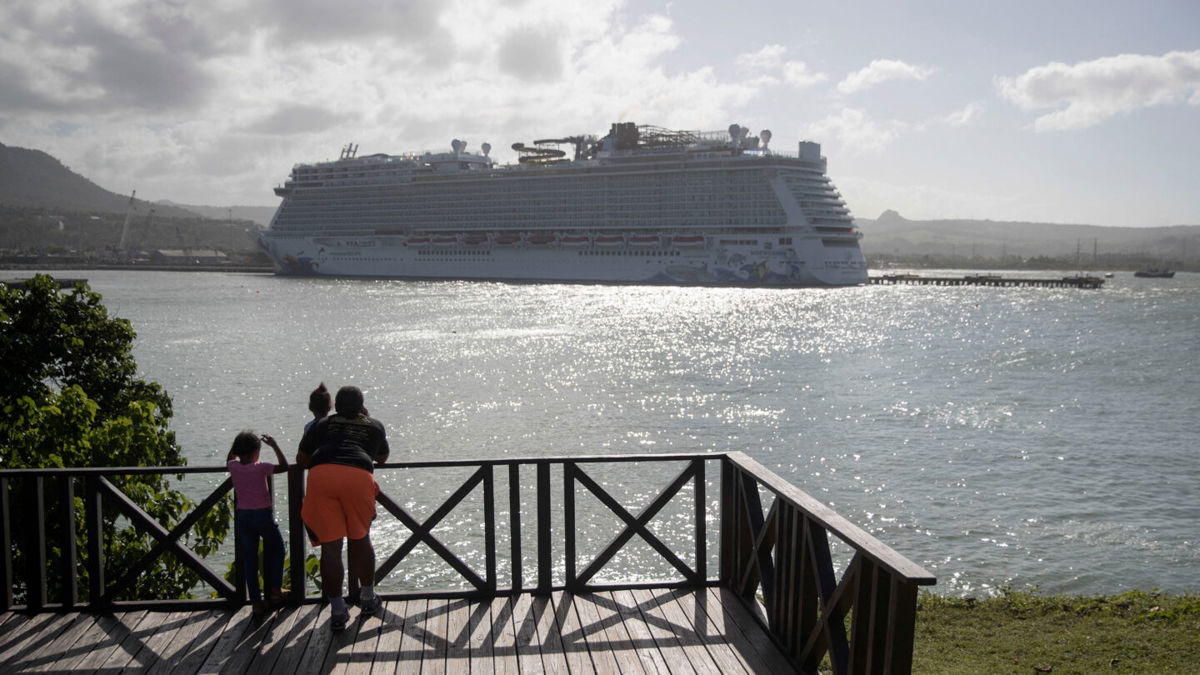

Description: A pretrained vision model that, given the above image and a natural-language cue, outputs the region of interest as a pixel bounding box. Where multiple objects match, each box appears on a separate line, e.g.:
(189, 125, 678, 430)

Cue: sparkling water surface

(61, 270, 1200, 596)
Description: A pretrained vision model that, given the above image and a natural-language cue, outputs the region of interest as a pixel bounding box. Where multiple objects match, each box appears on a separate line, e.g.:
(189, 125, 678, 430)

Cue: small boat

(594, 235, 625, 247)
(495, 233, 522, 246)
(560, 235, 591, 247)
(629, 235, 661, 247)
(1134, 269, 1174, 278)
(462, 234, 489, 246)
(527, 233, 557, 245)
(671, 235, 706, 248)
(432, 235, 459, 247)
(406, 236, 431, 247)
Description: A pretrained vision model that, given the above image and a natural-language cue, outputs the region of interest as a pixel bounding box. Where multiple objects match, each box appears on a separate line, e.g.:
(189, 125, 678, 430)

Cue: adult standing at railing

(296, 385, 390, 631)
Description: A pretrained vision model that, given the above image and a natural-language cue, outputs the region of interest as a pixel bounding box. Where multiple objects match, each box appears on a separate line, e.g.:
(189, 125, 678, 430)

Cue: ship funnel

(728, 123, 740, 143)
(760, 129, 772, 149)
(481, 142, 491, 157)
(451, 139, 464, 154)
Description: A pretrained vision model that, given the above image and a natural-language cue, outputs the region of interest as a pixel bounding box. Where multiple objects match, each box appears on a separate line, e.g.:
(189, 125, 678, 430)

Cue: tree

(0, 274, 230, 601)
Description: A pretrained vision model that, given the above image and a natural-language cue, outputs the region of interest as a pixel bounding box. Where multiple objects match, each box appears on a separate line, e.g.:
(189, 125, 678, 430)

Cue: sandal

(269, 590, 290, 608)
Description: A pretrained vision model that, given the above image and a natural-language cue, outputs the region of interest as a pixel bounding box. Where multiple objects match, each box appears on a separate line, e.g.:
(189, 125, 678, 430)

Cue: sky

(1, 0, 1198, 227)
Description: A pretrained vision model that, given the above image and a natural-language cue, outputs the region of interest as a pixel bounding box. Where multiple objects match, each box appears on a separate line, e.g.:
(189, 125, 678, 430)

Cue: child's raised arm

(261, 434, 290, 474)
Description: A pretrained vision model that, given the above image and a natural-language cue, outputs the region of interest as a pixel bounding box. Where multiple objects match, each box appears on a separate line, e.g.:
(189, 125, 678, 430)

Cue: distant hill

(0, 142, 202, 219)
(0, 142, 264, 255)
(157, 202, 277, 227)
(859, 210, 1200, 261)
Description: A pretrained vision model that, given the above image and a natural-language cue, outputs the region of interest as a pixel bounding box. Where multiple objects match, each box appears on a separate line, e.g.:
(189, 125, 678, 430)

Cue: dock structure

(871, 274, 1105, 289)
(0, 452, 935, 674)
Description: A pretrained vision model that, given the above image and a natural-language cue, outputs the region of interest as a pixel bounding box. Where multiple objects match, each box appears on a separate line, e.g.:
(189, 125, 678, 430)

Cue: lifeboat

(462, 234, 489, 246)
(495, 233, 522, 246)
(406, 236, 431, 247)
(560, 235, 590, 247)
(628, 235, 661, 247)
(528, 233, 557, 245)
(432, 235, 459, 247)
(594, 235, 625, 247)
(671, 234, 706, 248)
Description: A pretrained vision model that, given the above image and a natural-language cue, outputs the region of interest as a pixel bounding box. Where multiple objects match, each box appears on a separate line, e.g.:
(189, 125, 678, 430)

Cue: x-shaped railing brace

(375, 465, 493, 592)
(568, 461, 701, 589)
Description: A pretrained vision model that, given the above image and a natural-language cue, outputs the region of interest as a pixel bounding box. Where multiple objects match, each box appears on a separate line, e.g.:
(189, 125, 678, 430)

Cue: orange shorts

(301, 464, 379, 546)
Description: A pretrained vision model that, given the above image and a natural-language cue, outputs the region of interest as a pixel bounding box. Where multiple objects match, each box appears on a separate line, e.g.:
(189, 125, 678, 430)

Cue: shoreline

(0, 263, 274, 274)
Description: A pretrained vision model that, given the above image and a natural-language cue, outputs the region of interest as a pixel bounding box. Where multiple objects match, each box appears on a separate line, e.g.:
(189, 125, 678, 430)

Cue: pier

(871, 274, 1105, 289)
(1, 453, 935, 673)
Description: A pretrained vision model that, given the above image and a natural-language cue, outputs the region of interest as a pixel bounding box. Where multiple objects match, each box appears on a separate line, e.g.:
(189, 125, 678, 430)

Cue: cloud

(809, 108, 906, 152)
(0, 0, 778, 206)
(944, 101, 985, 127)
(782, 62, 827, 88)
(995, 50, 1200, 131)
(736, 45, 787, 70)
(497, 25, 565, 82)
(837, 59, 934, 94)
(0, 2, 217, 113)
(735, 44, 826, 89)
(243, 105, 345, 135)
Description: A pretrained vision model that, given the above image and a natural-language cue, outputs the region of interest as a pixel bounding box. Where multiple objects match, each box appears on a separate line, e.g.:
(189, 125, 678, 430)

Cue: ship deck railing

(0, 451, 935, 673)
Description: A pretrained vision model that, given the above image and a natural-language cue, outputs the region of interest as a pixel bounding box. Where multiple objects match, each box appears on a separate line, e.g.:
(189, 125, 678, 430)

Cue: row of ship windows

(285, 191, 783, 209)
(279, 208, 788, 221)
(577, 250, 683, 257)
(277, 218, 790, 230)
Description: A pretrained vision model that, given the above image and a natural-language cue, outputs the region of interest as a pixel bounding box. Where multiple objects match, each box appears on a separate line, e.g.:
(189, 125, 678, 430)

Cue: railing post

(59, 476, 78, 608)
(0, 477, 11, 611)
(719, 457, 736, 584)
(26, 476, 47, 611)
(535, 461, 551, 594)
(288, 466, 305, 603)
(508, 463, 522, 591)
(483, 464, 496, 592)
(85, 475, 105, 608)
(564, 462, 576, 591)
(694, 458, 706, 583)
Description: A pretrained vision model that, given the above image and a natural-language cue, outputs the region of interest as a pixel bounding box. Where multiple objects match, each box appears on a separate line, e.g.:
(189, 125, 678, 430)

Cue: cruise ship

(261, 122, 867, 286)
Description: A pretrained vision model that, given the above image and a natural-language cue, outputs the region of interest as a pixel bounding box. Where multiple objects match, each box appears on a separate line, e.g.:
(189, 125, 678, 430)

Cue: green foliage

(220, 545, 321, 593)
(0, 274, 231, 601)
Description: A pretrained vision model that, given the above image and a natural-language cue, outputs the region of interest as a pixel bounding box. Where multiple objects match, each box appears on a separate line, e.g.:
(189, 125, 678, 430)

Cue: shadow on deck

(2, 587, 796, 673)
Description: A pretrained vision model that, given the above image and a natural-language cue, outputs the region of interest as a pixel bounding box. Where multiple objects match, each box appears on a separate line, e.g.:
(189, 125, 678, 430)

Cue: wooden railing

(1, 451, 935, 673)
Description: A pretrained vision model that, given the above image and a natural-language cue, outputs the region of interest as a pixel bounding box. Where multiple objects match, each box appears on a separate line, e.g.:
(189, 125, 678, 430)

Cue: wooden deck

(0, 587, 796, 674)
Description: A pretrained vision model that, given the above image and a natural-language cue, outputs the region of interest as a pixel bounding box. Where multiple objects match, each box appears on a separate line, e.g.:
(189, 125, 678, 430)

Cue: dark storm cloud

(497, 26, 564, 82)
(243, 104, 345, 135)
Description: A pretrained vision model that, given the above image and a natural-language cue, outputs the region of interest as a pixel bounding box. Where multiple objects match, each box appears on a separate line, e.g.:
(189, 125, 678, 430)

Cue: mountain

(156, 202, 277, 227)
(0, 142, 202, 219)
(858, 210, 1200, 261)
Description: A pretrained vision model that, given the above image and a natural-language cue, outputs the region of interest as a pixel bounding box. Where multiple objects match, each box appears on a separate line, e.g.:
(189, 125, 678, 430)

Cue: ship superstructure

(261, 122, 866, 286)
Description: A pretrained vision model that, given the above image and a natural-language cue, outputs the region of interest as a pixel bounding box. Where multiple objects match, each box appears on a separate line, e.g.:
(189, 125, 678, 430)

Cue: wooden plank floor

(0, 588, 797, 673)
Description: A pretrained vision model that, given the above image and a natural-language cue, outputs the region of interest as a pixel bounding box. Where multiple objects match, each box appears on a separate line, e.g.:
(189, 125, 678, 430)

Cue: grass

(910, 589, 1200, 674)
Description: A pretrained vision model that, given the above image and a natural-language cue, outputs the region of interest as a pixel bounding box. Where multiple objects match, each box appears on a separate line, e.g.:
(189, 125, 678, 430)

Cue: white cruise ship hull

(262, 123, 869, 287)
(261, 233, 867, 287)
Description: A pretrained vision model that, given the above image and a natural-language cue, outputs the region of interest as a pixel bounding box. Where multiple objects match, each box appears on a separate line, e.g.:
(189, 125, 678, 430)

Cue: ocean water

(47, 269, 1200, 596)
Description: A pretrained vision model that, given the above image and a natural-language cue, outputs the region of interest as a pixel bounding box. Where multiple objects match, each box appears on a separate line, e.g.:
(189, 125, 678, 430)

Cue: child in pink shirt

(227, 431, 289, 615)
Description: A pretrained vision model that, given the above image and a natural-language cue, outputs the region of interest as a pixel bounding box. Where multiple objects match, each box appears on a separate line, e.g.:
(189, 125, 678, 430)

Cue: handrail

(1, 451, 934, 674)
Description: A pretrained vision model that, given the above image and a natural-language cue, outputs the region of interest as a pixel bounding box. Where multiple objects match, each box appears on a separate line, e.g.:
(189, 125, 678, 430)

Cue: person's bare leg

(347, 535, 375, 588)
(319, 539, 344, 599)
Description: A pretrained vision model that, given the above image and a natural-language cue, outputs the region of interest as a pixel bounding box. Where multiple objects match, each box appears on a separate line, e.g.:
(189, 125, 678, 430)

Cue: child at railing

(227, 431, 289, 616)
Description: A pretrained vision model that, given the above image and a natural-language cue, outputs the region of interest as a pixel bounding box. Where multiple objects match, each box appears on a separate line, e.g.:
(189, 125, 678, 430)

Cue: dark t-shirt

(299, 414, 389, 473)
